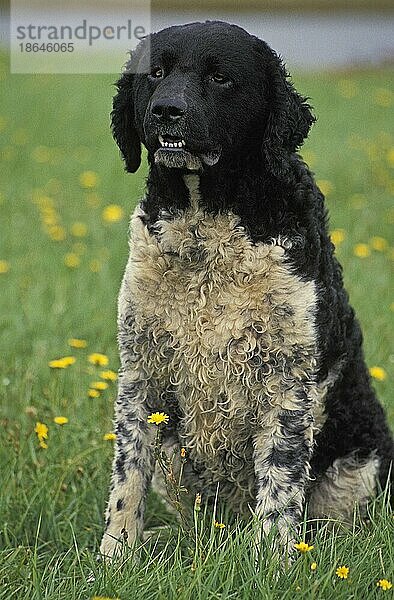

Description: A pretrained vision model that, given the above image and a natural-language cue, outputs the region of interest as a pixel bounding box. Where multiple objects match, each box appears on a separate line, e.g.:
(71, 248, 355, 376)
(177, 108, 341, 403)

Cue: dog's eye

(149, 67, 164, 79)
(209, 73, 232, 86)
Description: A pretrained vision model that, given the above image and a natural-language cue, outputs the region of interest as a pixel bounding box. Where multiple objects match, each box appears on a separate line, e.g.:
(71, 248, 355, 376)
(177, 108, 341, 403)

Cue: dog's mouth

(158, 134, 186, 149)
(154, 134, 221, 171)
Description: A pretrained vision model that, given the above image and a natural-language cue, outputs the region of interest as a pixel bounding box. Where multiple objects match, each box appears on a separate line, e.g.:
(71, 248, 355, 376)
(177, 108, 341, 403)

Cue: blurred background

(151, 0, 394, 69)
(1, 1, 394, 71)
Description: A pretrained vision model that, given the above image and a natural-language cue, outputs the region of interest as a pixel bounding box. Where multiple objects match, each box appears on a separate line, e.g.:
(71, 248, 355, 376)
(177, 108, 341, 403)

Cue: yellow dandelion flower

(317, 179, 334, 197)
(102, 204, 124, 223)
(330, 229, 346, 246)
(49, 359, 67, 369)
(99, 370, 117, 381)
(43, 217, 58, 229)
(147, 412, 169, 425)
(336, 565, 349, 579)
(79, 170, 99, 189)
(48, 356, 76, 369)
(43, 214, 58, 226)
(294, 541, 314, 553)
(88, 353, 109, 366)
(311, 562, 317, 571)
(214, 521, 226, 529)
(68, 338, 87, 349)
(35, 422, 48, 440)
(62, 356, 76, 366)
(35, 422, 49, 449)
(0, 260, 10, 274)
(90, 381, 109, 391)
(64, 253, 80, 268)
(39, 200, 55, 211)
(353, 243, 370, 258)
(71, 222, 88, 237)
(103, 433, 116, 441)
(41, 202, 56, 213)
(180, 447, 187, 458)
(369, 366, 387, 381)
(88, 389, 100, 398)
(54, 416, 68, 425)
(377, 579, 393, 591)
(48, 225, 67, 241)
(370, 236, 388, 252)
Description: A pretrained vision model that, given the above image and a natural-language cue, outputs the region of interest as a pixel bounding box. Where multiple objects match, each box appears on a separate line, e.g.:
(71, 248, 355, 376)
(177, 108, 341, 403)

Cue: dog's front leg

(99, 369, 157, 560)
(253, 390, 314, 554)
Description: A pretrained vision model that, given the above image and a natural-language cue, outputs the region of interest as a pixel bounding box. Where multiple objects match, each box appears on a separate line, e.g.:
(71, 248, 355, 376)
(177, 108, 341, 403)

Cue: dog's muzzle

(155, 144, 221, 170)
(149, 97, 221, 170)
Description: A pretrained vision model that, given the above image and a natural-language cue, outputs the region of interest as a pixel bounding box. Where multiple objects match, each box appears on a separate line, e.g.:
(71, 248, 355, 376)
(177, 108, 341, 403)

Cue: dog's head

(112, 21, 315, 179)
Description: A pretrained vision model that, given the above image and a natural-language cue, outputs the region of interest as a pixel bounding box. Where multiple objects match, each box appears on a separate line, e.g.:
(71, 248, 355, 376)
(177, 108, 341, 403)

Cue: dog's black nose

(150, 97, 186, 122)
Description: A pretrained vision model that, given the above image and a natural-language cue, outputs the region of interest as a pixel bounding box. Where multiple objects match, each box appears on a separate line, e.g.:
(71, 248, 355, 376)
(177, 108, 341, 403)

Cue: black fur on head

(111, 22, 316, 180)
(111, 69, 141, 173)
(254, 38, 316, 180)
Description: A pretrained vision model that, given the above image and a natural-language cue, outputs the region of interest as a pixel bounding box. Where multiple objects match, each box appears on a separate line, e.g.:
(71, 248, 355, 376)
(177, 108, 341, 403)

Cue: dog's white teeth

(159, 137, 186, 149)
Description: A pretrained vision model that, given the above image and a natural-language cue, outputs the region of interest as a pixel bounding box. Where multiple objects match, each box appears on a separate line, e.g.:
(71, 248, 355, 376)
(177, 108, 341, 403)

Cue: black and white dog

(100, 21, 393, 558)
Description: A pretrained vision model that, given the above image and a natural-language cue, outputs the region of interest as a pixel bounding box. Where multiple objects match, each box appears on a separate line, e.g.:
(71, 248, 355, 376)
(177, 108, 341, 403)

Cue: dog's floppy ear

(255, 39, 316, 180)
(111, 70, 141, 173)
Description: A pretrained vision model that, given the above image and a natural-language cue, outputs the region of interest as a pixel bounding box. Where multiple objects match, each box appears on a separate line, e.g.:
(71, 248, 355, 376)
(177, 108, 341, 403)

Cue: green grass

(0, 53, 393, 599)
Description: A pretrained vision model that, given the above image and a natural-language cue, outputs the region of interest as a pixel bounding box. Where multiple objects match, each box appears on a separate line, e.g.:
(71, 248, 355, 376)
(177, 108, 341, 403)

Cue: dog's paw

(254, 520, 296, 573)
(99, 531, 126, 562)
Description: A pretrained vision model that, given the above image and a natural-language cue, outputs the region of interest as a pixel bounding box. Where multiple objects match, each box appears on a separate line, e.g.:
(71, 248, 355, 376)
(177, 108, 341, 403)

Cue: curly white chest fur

(119, 199, 319, 504)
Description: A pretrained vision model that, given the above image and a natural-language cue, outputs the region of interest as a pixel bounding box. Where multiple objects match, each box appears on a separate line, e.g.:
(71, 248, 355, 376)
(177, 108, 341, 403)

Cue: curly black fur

(100, 20, 393, 560)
